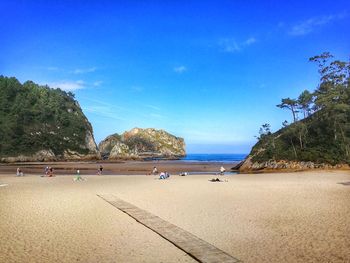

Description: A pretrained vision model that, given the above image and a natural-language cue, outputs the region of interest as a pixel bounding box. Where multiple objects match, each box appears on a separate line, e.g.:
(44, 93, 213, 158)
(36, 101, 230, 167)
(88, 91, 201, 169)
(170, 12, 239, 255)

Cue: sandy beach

(0, 160, 237, 176)
(0, 171, 349, 262)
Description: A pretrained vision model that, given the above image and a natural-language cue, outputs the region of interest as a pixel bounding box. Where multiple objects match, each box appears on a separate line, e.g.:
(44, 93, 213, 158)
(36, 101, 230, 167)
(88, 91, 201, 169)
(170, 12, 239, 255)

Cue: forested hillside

(242, 53, 350, 169)
(0, 76, 99, 161)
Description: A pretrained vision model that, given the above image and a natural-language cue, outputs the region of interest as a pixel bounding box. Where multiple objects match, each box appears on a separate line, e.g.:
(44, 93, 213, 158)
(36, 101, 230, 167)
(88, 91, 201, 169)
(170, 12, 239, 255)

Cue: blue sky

(1, 1, 349, 153)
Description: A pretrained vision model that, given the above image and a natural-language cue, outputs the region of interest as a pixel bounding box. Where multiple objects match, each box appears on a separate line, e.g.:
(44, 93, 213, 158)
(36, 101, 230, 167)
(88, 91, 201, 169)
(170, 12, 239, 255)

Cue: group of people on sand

(42, 166, 54, 177)
(15, 164, 104, 180)
(209, 166, 227, 182)
(15, 164, 227, 181)
(16, 166, 54, 177)
(147, 165, 226, 180)
(148, 166, 170, 179)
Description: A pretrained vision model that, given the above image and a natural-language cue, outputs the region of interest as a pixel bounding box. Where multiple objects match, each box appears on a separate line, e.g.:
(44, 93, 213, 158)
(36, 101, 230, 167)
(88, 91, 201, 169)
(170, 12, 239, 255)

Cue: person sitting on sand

(159, 171, 170, 179)
(16, 168, 24, 176)
(209, 178, 222, 182)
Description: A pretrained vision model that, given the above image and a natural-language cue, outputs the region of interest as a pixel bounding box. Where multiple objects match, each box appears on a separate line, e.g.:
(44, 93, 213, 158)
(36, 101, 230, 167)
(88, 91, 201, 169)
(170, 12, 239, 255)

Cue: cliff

(99, 128, 186, 160)
(238, 107, 350, 172)
(238, 53, 350, 173)
(0, 76, 100, 162)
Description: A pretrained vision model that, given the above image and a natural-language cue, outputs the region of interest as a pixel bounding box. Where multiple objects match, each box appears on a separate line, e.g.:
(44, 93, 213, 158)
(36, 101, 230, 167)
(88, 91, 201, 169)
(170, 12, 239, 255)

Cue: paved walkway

(97, 194, 241, 263)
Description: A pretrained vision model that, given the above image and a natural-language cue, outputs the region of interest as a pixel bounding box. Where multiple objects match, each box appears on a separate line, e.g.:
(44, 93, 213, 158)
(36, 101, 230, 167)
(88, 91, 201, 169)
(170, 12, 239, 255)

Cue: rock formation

(236, 157, 350, 173)
(99, 128, 186, 160)
(0, 76, 100, 162)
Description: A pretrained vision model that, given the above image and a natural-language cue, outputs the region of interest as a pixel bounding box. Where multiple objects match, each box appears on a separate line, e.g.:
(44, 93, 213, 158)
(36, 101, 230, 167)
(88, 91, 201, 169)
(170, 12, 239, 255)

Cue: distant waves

(181, 153, 247, 163)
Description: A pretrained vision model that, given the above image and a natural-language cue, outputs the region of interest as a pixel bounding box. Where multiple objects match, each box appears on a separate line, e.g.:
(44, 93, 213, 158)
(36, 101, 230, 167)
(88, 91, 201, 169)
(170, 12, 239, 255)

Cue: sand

(0, 160, 236, 175)
(0, 171, 349, 262)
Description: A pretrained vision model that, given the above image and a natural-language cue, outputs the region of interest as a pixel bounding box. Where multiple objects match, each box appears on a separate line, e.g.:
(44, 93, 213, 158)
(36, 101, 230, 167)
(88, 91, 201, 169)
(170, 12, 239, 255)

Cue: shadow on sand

(338, 181, 350, 186)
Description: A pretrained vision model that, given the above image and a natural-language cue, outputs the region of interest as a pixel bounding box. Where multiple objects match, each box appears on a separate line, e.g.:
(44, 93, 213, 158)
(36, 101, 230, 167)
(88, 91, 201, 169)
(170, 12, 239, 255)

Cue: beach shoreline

(0, 160, 239, 176)
(0, 170, 349, 262)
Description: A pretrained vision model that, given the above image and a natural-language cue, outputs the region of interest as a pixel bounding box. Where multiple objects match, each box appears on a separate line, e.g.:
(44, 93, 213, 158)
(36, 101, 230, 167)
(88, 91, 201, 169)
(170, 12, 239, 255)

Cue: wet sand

(0, 160, 236, 175)
(0, 171, 349, 262)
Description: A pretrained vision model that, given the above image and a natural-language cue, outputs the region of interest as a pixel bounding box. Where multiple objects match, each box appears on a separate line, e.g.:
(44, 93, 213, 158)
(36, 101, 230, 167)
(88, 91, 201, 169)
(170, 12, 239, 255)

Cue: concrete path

(97, 194, 241, 263)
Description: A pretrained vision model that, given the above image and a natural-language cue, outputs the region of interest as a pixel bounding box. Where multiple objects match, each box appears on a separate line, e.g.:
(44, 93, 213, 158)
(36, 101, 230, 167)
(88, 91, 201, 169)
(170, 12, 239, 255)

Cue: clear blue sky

(1, 1, 349, 153)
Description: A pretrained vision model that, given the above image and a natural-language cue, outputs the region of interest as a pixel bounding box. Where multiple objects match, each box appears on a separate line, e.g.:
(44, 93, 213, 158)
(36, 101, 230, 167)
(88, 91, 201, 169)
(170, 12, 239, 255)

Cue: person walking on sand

(74, 170, 84, 181)
(97, 165, 103, 175)
(220, 166, 226, 175)
(152, 166, 158, 175)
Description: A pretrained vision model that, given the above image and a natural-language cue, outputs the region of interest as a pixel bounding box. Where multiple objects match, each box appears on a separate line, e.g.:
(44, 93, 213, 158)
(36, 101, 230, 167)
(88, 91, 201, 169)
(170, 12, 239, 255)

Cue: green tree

(277, 98, 299, 122)
(0, 76, 95, 158)
(297, 90, 313, 118)
(250, 53, 350, 165)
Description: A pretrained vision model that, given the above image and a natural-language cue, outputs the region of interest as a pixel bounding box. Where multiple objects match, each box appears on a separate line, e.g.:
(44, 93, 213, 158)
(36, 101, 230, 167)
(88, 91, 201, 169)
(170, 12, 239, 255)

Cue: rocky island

(99, 128, 186, 160)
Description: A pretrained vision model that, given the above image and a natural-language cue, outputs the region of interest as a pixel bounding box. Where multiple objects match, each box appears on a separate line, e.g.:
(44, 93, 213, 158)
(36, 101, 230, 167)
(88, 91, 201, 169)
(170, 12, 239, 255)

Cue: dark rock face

(0, 76, 100, 162)
(99, 128, 186, 160)
(238, 157, 350, 173)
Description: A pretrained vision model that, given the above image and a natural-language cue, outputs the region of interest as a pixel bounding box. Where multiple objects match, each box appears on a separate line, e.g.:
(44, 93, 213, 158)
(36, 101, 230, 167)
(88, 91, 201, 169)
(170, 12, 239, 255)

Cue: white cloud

(44, 79, 103, 91)
(83, 105, 126, 121)
(244, 37, 256, 45)
(93, 81, 103, 87)
(145, 104, 161, 111)
(289, 13, 347, 36)
(71, 67, 97, 74)
(174, 66, 187, 73)
(219, 38, 241, 52)
(219, 37, 257, 53)
(149, 113, 163, 118)
(173, 66, 187, 74)
(49, 80, 85, 91)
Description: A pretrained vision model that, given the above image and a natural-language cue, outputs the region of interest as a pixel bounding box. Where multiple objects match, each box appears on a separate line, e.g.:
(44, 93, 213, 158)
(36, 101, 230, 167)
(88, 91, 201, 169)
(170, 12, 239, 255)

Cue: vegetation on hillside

(252, 53, 350, 165)
(0, 76, 94, 157)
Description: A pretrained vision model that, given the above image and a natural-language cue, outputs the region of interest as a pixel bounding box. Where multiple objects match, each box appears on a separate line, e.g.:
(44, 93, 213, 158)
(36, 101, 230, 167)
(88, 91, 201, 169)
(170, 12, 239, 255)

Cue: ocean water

(180, 153, 247, 163)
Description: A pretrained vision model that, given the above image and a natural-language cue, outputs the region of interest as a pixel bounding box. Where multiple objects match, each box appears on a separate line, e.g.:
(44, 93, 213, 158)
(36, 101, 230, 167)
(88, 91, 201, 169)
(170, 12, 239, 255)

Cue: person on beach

(159, 171, 170, 179)
(159, 172, 166, 179)
(16, 168, 24, 176)
(220, 166, 226, 175)
(48, 167, 54, 177)
(74, 170, 84, 181)
(97, 165, 103, 175)
(44, 166, 49, 176)
(152, 166, 158, 175)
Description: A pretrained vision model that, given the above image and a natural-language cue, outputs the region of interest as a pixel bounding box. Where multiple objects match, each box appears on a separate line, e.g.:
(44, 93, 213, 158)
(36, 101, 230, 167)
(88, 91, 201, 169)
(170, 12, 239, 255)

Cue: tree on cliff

(310, 52, 350, 157)
(251, 53, 350, 165)
(297, 90, 313, 118)
(277, 98, 299, 122)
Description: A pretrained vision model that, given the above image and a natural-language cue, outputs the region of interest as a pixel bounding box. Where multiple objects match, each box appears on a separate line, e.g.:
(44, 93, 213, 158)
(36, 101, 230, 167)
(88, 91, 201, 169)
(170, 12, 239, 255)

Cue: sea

(180, 153, 247, 163)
